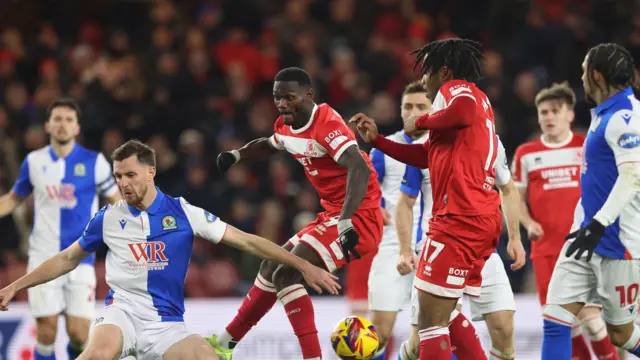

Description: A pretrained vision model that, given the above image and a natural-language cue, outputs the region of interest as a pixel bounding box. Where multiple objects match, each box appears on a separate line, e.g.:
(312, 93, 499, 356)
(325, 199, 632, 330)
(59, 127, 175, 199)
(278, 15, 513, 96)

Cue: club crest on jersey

(127, 242, 169, 271)
(618, 132, 640, 149)
(74, 163, 86, 176)
(162, 215, 177, 230)
(304, 140, 319, 157)
(204, 210, 216, 223)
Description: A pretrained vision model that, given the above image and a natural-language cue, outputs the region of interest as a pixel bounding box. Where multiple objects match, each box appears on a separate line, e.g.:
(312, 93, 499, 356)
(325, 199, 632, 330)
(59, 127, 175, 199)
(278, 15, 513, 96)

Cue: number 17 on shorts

(413, 236, 474, 299)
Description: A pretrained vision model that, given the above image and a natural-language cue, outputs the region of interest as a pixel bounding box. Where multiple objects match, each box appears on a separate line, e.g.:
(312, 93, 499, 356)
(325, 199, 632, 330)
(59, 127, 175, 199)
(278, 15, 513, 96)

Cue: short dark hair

(535, 82, 576, 108)
(410, 38, 485, 82)
(48, 97, 81, 119)
(585, 43, 636, 90)
(111, 140, 156, 167)
(274, 67, 312, 87)
(403, 81, 427, 95)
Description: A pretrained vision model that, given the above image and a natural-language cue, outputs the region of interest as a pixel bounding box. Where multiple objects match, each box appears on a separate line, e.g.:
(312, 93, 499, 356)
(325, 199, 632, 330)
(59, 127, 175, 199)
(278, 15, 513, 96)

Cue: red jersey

(427, 80, 502, 218)
(269, 103, 382, 213)
(512, 133, 584, 258)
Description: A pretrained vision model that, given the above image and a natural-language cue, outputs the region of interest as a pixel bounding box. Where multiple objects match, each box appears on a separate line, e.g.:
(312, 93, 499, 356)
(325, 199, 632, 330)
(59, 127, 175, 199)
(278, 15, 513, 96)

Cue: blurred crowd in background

(0, 0, 637, 300)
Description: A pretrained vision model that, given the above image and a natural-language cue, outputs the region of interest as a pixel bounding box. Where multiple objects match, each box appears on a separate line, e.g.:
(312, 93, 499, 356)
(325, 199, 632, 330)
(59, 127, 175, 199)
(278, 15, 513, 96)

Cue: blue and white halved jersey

(582, 87, 640, 259)
(370, 131, 425, 248)
(78, 189, 228, 321)
(398, 134, 433, 249)
(11, 144, 118, 264)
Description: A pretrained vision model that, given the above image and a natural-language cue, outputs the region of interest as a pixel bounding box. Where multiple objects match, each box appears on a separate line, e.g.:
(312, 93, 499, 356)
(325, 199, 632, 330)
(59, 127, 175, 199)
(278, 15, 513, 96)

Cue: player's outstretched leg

(578, 306, 619, 360)
(77, 324, 124, 360)
(65, 315, 91, 359)
(483, 310, 515, 360)
(272, 242, 325, 360)
(208, 242, 294, 356)
(164, 335, 220, 360)
(34, 316, 58, 360)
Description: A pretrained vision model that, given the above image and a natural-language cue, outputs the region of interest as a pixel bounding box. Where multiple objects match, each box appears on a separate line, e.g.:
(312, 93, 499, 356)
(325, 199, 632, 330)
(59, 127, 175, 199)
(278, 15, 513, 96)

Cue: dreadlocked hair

(586, 43, 636, 91)
(409, 38, 485, 82)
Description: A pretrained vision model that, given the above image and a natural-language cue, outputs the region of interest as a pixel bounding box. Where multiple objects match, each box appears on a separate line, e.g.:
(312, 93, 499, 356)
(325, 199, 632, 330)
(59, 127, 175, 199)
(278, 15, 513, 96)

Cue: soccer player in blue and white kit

(0, 140, 340, 360)
(367, 82, 432, 360)
(0, 98, 121, 359)
(541, 43, 640, 359)
(398, 137, 525, 360)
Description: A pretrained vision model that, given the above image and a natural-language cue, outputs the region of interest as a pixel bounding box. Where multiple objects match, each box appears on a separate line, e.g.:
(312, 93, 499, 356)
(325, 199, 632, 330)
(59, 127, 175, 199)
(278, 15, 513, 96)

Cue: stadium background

(0, 0, 634, 358)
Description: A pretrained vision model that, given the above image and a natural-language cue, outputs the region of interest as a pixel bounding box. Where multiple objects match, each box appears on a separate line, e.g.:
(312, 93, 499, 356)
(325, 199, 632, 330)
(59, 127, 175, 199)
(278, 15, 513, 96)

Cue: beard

(123, 185, 148, 206)
(52, 136, 73, 146)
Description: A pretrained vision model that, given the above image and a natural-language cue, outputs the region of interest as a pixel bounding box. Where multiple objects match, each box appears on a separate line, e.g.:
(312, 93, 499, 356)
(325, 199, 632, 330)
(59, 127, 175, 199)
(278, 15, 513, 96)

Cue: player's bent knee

(271, 264, 302, 291)
(605, 323, 633, 347)
(80, 347, 119, 360)
(66, 318, 91, 346)
(258, 259, 279, 280)
(35, 316, 58, 344)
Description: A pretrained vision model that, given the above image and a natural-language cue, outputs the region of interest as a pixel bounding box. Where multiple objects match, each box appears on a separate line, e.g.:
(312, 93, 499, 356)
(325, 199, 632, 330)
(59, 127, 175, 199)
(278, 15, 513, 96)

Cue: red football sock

(419, 326, 452, 360)
(590, 337, 620, 360)
(225, 274, 277, 341)
(449, 310, 487, 360)
(571, 333, 593, 360)
(278, 284, 321, 360)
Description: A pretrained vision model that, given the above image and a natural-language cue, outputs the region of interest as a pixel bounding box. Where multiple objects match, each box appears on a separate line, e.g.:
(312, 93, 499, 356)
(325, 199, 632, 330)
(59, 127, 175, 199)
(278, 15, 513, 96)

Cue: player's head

(273, 67, 315, 126)
(401, 81, 431, 137)
(45, 98, 81, 145)
(410, 38, 484, 101)
(582, 43, 635, 104)
(111, 140, 156, 206)
(535, 82, 576, 138)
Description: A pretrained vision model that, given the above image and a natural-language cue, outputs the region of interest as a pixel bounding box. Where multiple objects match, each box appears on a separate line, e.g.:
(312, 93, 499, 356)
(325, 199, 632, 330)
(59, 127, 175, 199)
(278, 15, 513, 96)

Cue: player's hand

(507, 239, 526, 270)
(565, 219, 605, 261)
(349, 113, 378, 143)
(397, 250, 417, 275)
(381, 208, 393, 226)
(526, 221, 544, 241)
(0, 285, 16, 311)
(300, 263, 341, 295)
(216, 151, 240, 173)
(337, 219, 361, 262)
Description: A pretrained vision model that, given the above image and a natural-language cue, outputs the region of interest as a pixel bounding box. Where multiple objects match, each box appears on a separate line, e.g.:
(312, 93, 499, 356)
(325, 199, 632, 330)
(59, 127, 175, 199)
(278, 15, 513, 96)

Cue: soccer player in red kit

(351, 39, 501, 360)
(207, 67, 383, 360)
(512, 82, 618, 360)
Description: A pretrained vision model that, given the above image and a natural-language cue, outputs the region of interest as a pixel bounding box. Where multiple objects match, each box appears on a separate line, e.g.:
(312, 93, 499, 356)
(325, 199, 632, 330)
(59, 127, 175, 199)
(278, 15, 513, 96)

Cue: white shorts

(410, 253, 515, 324)
(547, 241, 640, 325)
(368, 245, 415, 312)
(93, 304, 192, 359)
(28, 258, 96, 320)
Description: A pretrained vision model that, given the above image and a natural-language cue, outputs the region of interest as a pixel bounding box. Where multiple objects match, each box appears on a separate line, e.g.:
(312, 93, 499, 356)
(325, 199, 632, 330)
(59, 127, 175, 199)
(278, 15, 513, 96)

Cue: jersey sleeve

(400, 165, 422, 198)
(370, 148, 385, 183)
(12, 157, 33, 198)
(495, 137, 512, 186)
(604, 109, 640, 165)
(315, 110, 359, 162)
(95, 153, 119, 197)
(511, 145, 528, 188)
(77, 206, 107, 253)
(268, 119, 286, 150)
(179, 198, 227, 243)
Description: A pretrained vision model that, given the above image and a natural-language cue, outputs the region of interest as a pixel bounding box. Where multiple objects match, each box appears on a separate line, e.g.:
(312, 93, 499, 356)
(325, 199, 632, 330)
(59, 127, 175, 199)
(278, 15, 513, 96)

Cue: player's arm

(0, 191, 21, 217)
(591, 113, 640, 226)
(496, 138, 526, 269)
(0, 206, 105, 309)
(336, 145, 371, 222)
(414, 95, 477, 130)
(397, 166, 421, 256)
(216, 137, 281, 173)
(510, 145, 543, 239)
(370, 149, 392, 224)
(0, 157, 32, 217)
(180, 200, 340, 294)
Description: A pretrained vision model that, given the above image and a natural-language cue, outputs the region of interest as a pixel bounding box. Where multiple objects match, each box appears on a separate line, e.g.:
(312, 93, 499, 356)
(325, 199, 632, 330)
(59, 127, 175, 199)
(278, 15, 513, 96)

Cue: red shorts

(288, 208, 383, 273)
(345, 250, 376, 302)
(414, 212, 502, 299)
(532, 254, 560, 306)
